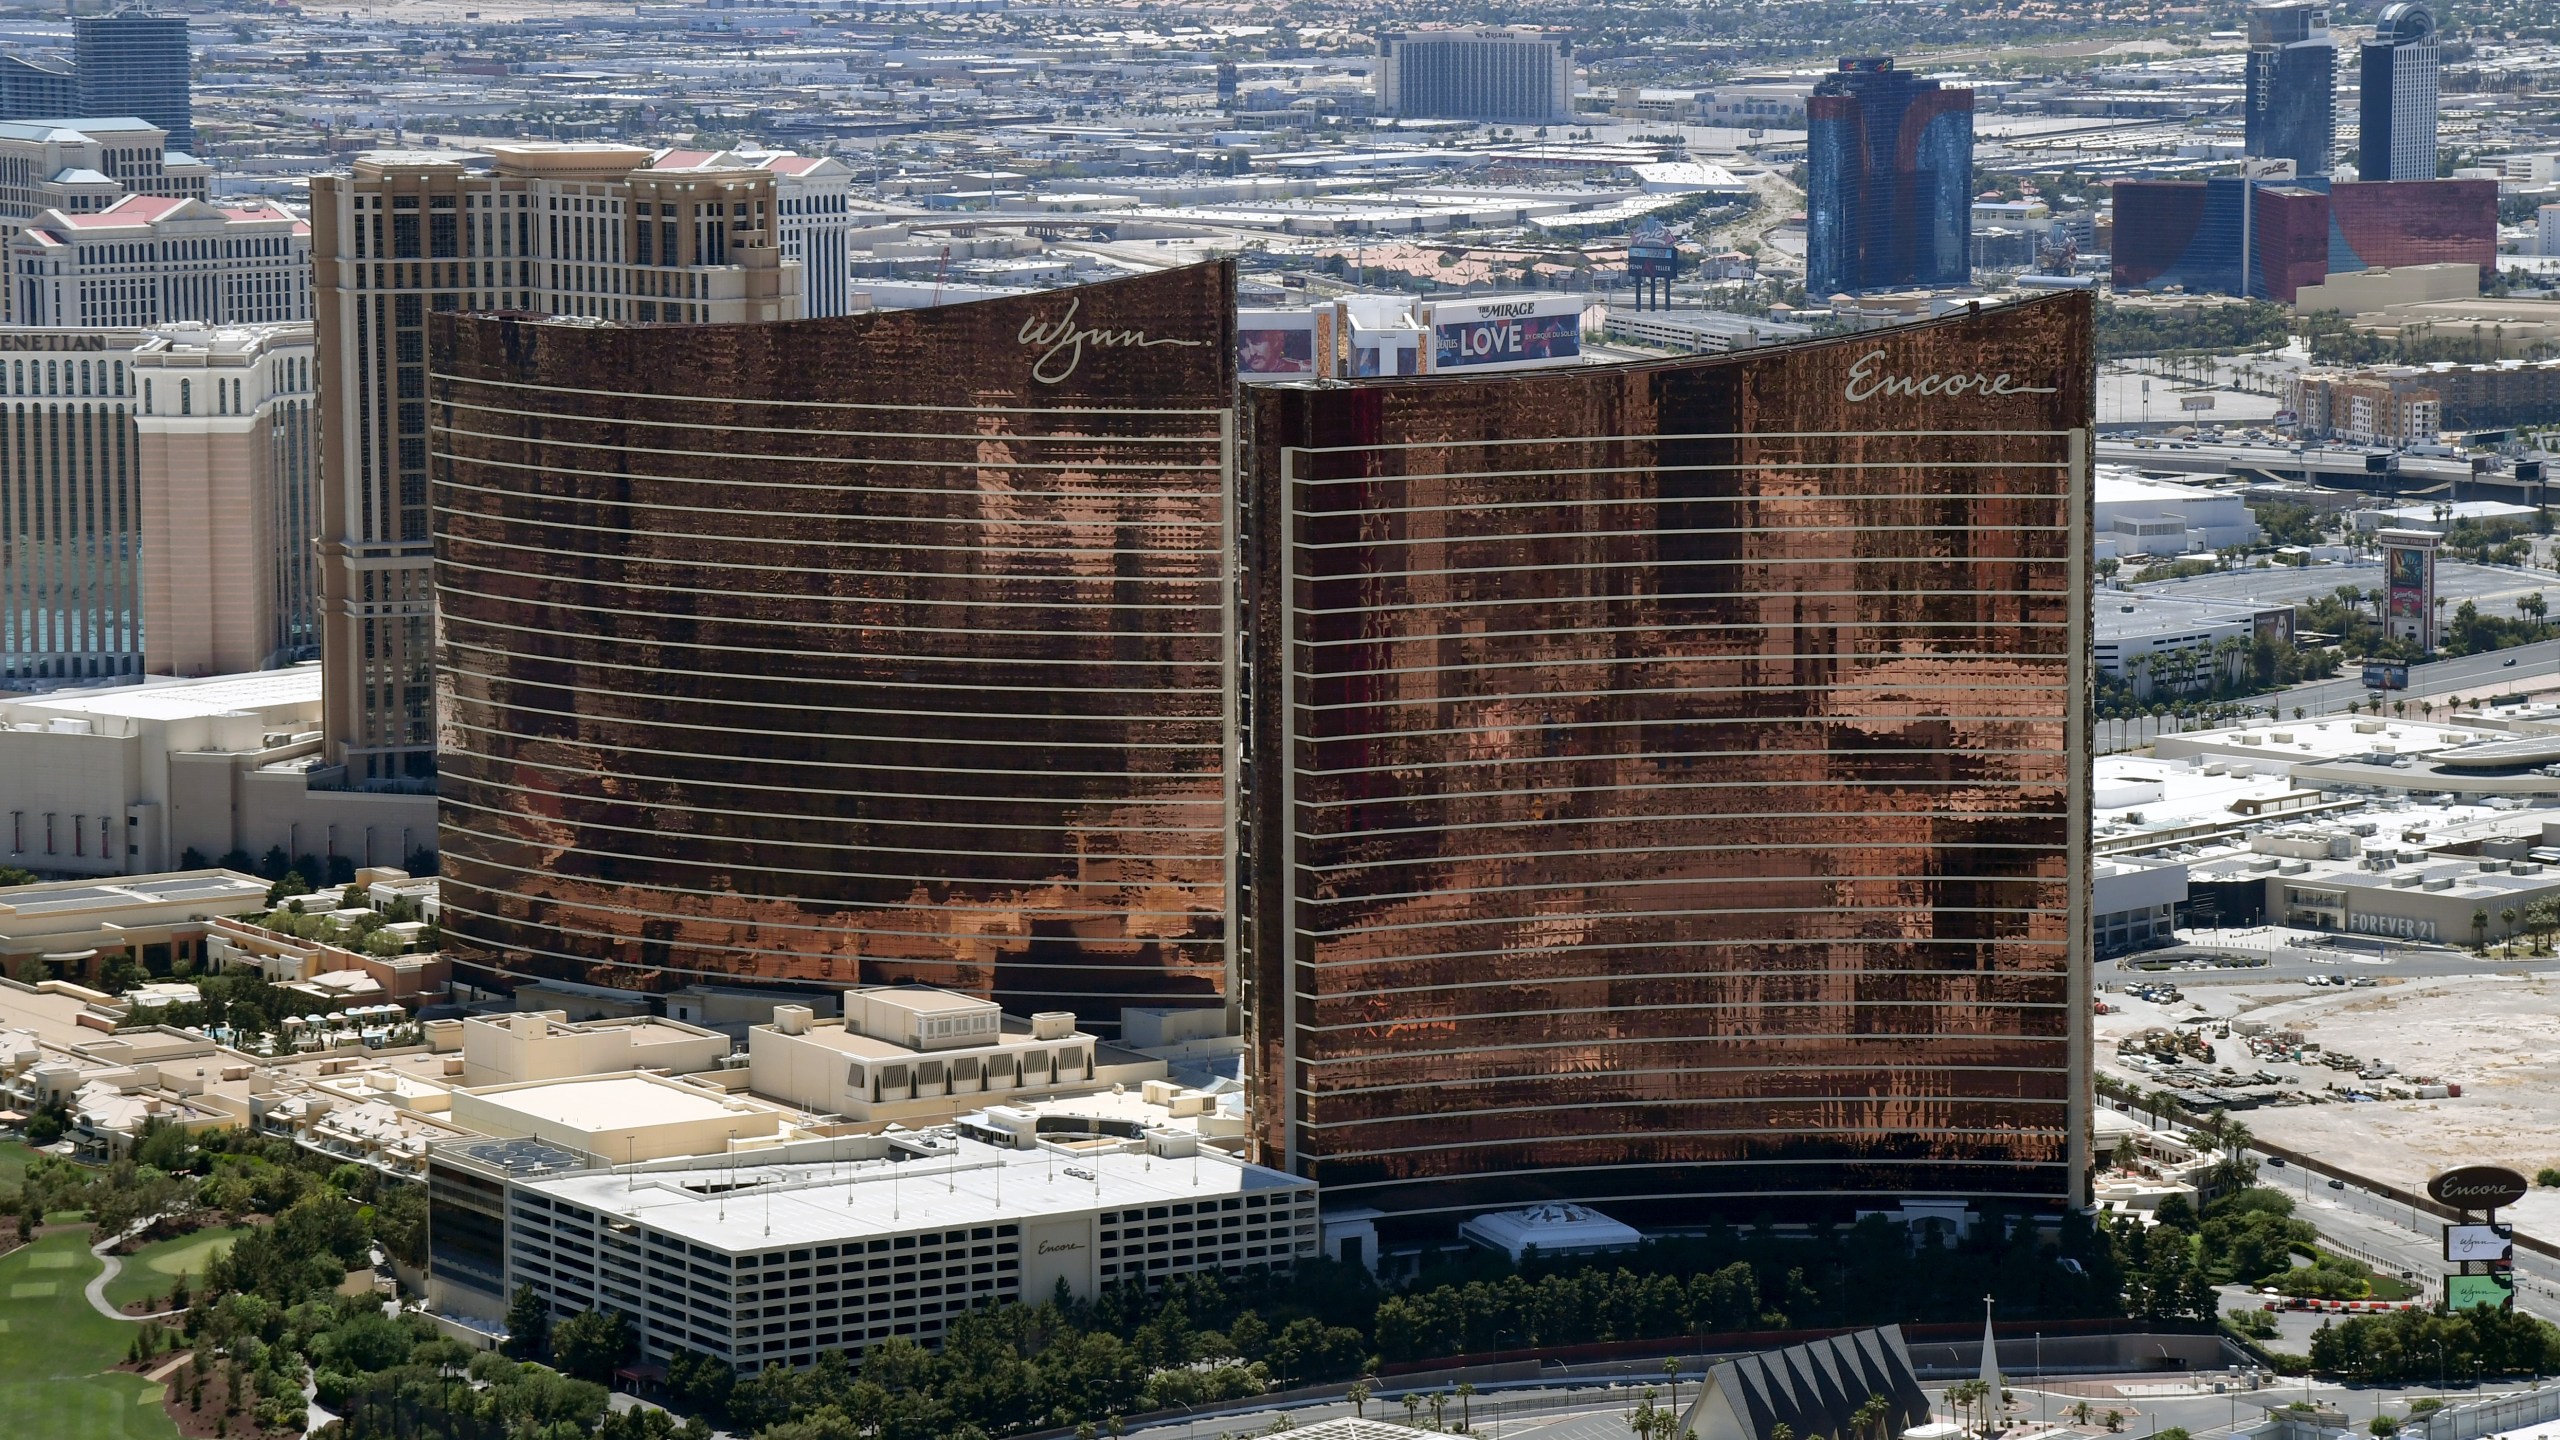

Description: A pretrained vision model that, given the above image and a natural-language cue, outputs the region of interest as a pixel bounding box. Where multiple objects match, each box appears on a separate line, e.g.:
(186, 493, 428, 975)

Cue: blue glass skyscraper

(2245, 1, 2334, 177)
(1805, 57, 1973, 297)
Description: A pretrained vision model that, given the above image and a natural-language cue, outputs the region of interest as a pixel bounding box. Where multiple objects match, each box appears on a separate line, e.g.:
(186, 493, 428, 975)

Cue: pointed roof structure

(1676, 1326, 1931, 1440)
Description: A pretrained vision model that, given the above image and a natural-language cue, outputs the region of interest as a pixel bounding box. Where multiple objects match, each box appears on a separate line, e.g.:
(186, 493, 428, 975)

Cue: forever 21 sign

(2429, 1165, 2530, 1212)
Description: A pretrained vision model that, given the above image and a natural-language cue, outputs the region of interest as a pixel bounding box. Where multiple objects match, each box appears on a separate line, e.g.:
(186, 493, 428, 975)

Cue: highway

(2097, 438, 2476, 489)
(2270, 635, 2560, 717)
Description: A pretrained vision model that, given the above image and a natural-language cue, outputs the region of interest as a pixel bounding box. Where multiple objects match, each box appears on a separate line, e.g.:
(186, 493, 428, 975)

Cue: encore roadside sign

(2429, 1166, 2531, 1212)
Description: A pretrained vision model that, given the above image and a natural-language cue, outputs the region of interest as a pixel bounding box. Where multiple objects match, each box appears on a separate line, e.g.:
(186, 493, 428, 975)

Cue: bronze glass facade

(430, 264, 1237, 1030)
(1244, 294, 2093, 1222)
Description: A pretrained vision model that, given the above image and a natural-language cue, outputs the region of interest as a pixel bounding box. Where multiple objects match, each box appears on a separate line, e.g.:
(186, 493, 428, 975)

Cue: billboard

(2446, 1273, 2515, 1311)
(1238, 308, 1332, 379)
(1425, 296, 1584, 372)
(2180, 393, 2216, 411)
(2380, 530, 2438, 651)
(2362, 661, 2409, 690)
(2445, 1223, 2514, 1263)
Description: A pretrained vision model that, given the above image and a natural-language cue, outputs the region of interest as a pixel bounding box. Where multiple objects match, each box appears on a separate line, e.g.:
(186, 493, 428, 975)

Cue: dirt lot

(2099, 972, 2560, 1206)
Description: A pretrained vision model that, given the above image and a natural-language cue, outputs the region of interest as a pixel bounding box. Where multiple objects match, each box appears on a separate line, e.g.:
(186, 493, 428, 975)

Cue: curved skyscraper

(1244, 294, 2093, 1223)
(430, 264, 1238, 1031)
(2360, 3, 2440, 182)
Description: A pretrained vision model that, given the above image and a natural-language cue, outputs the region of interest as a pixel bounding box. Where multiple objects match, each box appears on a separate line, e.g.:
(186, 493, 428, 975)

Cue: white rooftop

(2156, 716, 2502, 765)
(1459, 1201, 1642, 1257)
(470, 1074, 756, 1132)
(520, 1133, 1303, 1253)
(3, 666, 319, 722)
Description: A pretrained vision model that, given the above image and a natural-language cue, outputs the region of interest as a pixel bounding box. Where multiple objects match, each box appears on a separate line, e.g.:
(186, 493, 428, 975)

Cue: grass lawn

(101, 1227, 250, 1312)
(0, 1139, 32, 1189)
(0, 1230, 179, 1440)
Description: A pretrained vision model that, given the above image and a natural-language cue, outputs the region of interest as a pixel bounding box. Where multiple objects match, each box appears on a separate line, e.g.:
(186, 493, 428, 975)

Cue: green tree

(503, 1284, 552, 1361)
(551, 1307, 632, 1383)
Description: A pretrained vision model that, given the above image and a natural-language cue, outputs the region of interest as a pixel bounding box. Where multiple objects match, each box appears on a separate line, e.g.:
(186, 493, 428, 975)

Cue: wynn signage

(1017, 295, 1207, 384)
(2428, 1165, 2530, 1212)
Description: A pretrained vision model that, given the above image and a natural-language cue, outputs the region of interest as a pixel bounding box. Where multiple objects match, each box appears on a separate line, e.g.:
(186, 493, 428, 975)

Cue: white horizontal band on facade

(1300, 1119, 2069, 1168)
(433, 415, 1226, 479)
(1292, 713, 2063, 749)
(1298, 779, 2057, 819)
(435, 714, 1219, 776)
(443, 642, 1230, 711)
(440, 950, 1224, 1030)
(435, 576, 1229, 661)
(1287, 459, 2069, 490)
(1290, 655, 2068, 691)
(440, 855, 1228, 922)
(446, 691, 1223, 753)
(435, 917, 1225, 996)
(438, 530, 1226, 600)
(438, 474, 1224, 535)
(441, 734, 1229, 801)
(1298, 867, 2067, 908)
(430, 367, 1236, 420)
(1290, 804, 2061, 843)
(433, 575, 1224, 644)
(1292, 528, 2067, 558)
(440, 837, 1224, 914)
(1289, 560, 2063, 590)
(1289, 590, 2076, 623)
(432, 489, 1223, 560)
(441, 795, 1222, 857)
(1304, 1174, 2070, 1212)
(439, 662, 1223, 719)
(1294, 678, 2069, 713)
(1298, 632, 2064, 656)
(1300, 747, 2064, 785)
(437, 897, 1223, 967)
(438, 434, 1226, 496)
(1294, 1088, 2072, 1131)
(443, 777, 1224, 845)
(1284, 970, 2071, 1004)
(1291, 1005, 2068, 1039)
(1303, 837, 2062, 874)
(1287, 939, 2072, 976)
(1285, 486, 2066, 515)
(439, 615, 1218, 694)
(1296, 899, 2063, 939)
(1286, 426, 2075, 455)
(440, 814, 1218, 901)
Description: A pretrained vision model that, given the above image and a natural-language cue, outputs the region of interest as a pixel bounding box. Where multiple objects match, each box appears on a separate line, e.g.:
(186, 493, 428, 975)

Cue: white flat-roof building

(448, 1071, 789, 1165)
(459, 1010, 731, 1088)
(2096, 470, 2262, 557)
(0, 669, 435, 883)
(430, 1129, 1319, 1368)
(747, 986, 1166, 1125)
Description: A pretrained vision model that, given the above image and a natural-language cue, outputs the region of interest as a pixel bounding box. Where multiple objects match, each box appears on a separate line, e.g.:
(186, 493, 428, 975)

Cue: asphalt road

(2273, 635, 2560, 718)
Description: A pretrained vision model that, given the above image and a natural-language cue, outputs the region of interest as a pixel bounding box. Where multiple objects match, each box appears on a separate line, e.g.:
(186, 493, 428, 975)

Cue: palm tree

(1350, 1381, 1371, 1419)
(1851, 1394, 1890, 1440)
(2474, 909, 2493, 953)
(1460, 1383, 1478, 1434)
(1406, 1394, 1424, 1428)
